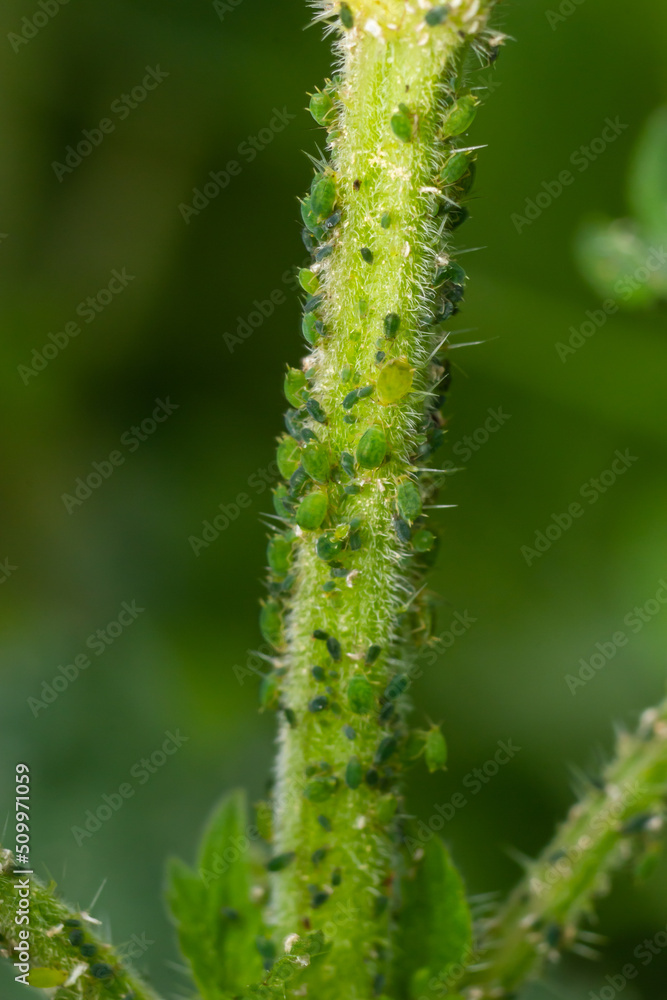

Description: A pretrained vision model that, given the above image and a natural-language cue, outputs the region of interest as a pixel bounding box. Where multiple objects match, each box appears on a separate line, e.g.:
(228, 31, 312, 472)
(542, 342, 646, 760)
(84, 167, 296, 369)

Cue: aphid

(380, 212, 391, 228)
(343, 414, 357, 425)
(289, 465, 309, 497)
(306, 398, 327, 423)
(339, 2, 353, 29)
(443, 204, 469, 230)
(80, 943, 97, 958)
(317, 534, 341, 561)
(256, 937, 276, 967)
(283, 367, 308, 409)
(310, 174, 337, 220)
(383, 313, 400, 338)
(302, 311, 321, 346)
(412, 528, 436, 553)
(267, 534, 293, 577)
(424, 725, 448, 772)
(311, 665, 326, 682)
(397, 481, 422, 522)
(303, 294, 323, 314)
(323, 210, 341, 230)
(441, 94, 479, 136)
(221, 907, 240, 921)
(356, 426, 387, 469)
(360, 247, 374, 264)
(353, 178, 361, 191)
(304, 776, 338, 802)
(267, 851, 296, 872)
(365, 644, 382, 664)
(377, 357, 414, 405)
(315, 244, 333, 262)
(391, 104, 412, 143)
(302, 227, 317, 253)
(349, 530, 362, 551)
(302, 442, 330, 484)
(340, 365, 352, 383)
(309, 90, 334, 127)
(344, 724, 356, 740)
(434, 260, 466, 288)
(375, 351, 386, 363)
(365, 767, 379, 787)
(374, 736, 398, 765)
(64, 919, 81, 928)
(311, 889, 331, 909)
(340, 451, 355, 477)
(309, 695, 329, 713)
(300, 197, 325, 238)
(358, 385, 374, 400)
(259, 600, 284, 649)
(384, 674, 409, 699)
(545, 923, 562, 948)
(621, 812, 661, 835)
(296, 492, 328, 530)
(379, 701, 394, 723)
(331, 867, 342, 886)
(283, 706, 297, 727)
(326, 636, 342, 661)
(68, 929, 84, 946)
(394, 517, 412, 543)
(345, 757, 363, 789)
(90, 963, 114, 980)
(298, 268, 320, 295)
(313, 629, 328, 641)
(330, 567, 348, 579)
(259, 671, 280, 711)
(347, 675, 375, 714)
(343, 389, 359, 410)
(311, 847, 328, 866)
(317, 814, 332, 831)
(439, 150, 473, 186)
(424, 4, 450, 26)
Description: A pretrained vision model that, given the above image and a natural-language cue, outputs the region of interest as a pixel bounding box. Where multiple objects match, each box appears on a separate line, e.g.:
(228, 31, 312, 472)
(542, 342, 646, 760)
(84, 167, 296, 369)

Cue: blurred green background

(1, 0, 667, 997)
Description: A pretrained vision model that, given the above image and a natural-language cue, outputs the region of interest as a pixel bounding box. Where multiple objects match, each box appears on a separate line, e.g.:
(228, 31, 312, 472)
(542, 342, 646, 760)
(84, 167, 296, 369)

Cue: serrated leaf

(167, 790, 264, 1000)
(392, 838, 472, 999)
(628, 106, 667, 244)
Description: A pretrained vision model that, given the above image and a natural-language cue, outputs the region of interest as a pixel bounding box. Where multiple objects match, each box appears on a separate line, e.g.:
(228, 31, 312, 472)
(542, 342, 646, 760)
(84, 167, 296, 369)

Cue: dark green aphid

(339, 1, 353, 28)
(435, 260, 466, 287)
(383, 313, 400, 338)
(379, 701, 394, 723)
(381, 212, 391, 229)
(345, 485, 360, 496)
(317, 534, 341, 561)
(267, 851, 296, 872)
(304, 293, 323, 314)
(349, 530, 362, 551)
(343, 389, 359, 410)
(311, 665, 326, 682)
(302, 227, 317, 253)
(80, 943, 97, 957)
(315, 243, 333, 261)
(318, 814, 332, 831)
(344, 724, 356, 740)
(425, 725, 448, 772)
(391, 104, 412, 142)
(221, 906, 240, 920)
(259, 671, 281, 710)
(313, 629, 328, 641)
(91, 964, 114, 980)
(309, 695, 329, 713)
(331, 567, 348, 579)
(331, 867, 342, 886)
(323, 210, 341, 230)
(304, 776, 338, 802)
(298, 267, 320, 294)
(64, 920, 81, 928)
(340, 365, 352, 383)
(397, 481, 422, 522)
(302, 442, 330, 483)
(311, 175, 337, 220)
(343, 414, 357, 425)
(284, 367, 308, 409)
(311, 847, 328, 866)
(443, 204, 469, 230)
(374, 897, 389, 919)
(621, 812, 659, 835)
(311, 889, 331, 909)
(68, 929, 84, 946)
(302, 310, 321, 346)
(309, 90, 334, 127)
(273, 486, 294, 519)
(356, 426, 387, 469)
(377, 794, 398, 825)
(326, 636, 341, 661)
(284, 706, 297, 727)
(296, 491, 328, 530)
(375, 736, 397, 765)
(375, 350, 386, 363)
(385, 673, 409, 699)
(394, 517, 412, 543)
(412, 528, 436, 553)
(340, 451, 355, 477)
(306, 397, 327, 423)
(365, 767, 379, 787)
(440, 150, 473, 186)
(424, 4, 450, 26)
(358, 385, 374, 400)
(545, 923, 562, 948)
(442, 94, 479, 136)
(289, 465, 309, 497)
(256, 936, 276, 965)
(365, 644, 381, 664)
(345, 756, 363, 789)
(300, 197, 325, 237)
(267, 534, 293, 577)
(360, 246, 374, 264)
(260, 600, 284, 649)
(347, 675, 375, 714)
(301, 428, 317, 443)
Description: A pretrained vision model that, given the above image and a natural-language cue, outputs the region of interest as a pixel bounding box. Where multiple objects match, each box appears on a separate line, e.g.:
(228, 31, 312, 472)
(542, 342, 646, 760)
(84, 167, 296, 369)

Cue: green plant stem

(0, 853, 161, 1000)
(461, 699, 667, 998)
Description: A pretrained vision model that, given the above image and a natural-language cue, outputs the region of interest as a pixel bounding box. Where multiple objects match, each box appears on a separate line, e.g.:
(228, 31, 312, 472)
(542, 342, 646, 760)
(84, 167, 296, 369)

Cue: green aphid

(296, 491, 328, 530)
(267, 534, 293, 577)
(440, 150, 473, 186)
(349, 529, 361, 550)
(284, 706, 297, 727)
(402, 730, 427, 763)
(358, 385, 374, 400)
(299, 267, 320, 294)
(306, 397, 327, 423)
(311, 847, 328, 866)
(260, 601, 284, 650)
(424, 4, 450, 26)
(326, 636, 341, 661)
(377, 794, 398, 825)
(302, 311, 321, 346)
(28, 970, 67, 989)
(391, 103, 412, 142)
(309, 90, 334, 126)
(442, 94, 479, 136)
(360, 246, 374, 264)
(344, 724, 356, 740)
(284, 366, 308, 408)
(300, 196, 323, 236)
(365, 644, 381, 664)
(317, 534, 341, 561)
(289, 465, 309, 497)
(311, 889, 331, 909)
(302, 442, 330, 483)
(311, 665, 326, 681)
(365, 767, 379, 787)
(356, 426, 387, 469)
(377, 357, 414, 405)
(304, 775, 338, 802)
(384, 673, 409, 699)
(347, 675, 375, 714)
(381, 212, 391, 229)
(303, 293, 323, 314)
(309, 695, 329, 713)
(435, 260, 466, 287)
(383, 313, 400, 338)
(80, 943, 97, 957)
(412, 528, 436, 553)
(311, 174, 337, 220)
(317, 814, 332, 831)
(256, 937, 276, 965)
(340, 364, 352, 383)
(339, 1, 353, 28)
(313, 629, 328, 640)
(425, 725, 448, 772)
(394, 517, 411, 543)
(277, 436, 301, 480)
(340, 451, 355, 477)
(267, 851, 296, 872)
(331, 866, 342, 886)
(91, 964, 114, 980)
(343, 388, 359, 410)
(374, 736, 397, 765)
(345, 756, 363, 789)
(397, 481, 422, 522)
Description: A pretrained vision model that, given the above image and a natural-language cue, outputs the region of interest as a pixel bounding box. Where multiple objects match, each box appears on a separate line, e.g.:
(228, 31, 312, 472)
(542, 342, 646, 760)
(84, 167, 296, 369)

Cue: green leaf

(166, 790, 265, 1000)
(392, 837, 472, 999)
(628, 106, 667, 243)
(574, 218, 663, 308)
